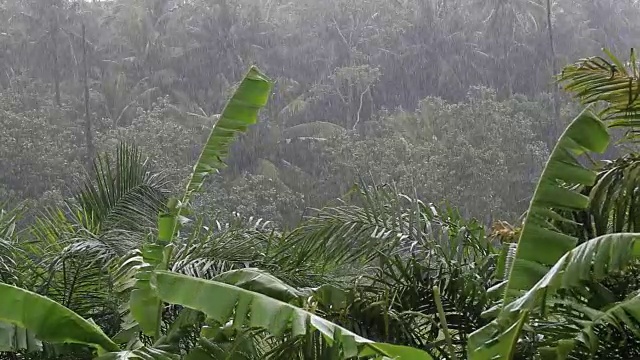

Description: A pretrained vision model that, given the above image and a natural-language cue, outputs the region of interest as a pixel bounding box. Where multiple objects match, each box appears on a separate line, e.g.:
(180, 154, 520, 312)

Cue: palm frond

(170, 218, 271, 279)
(589, 154, 640, 236)
(0, 205, 22, 285)
(74, 142, 170, 234)
(560, 49, 640, 137)
(266, 183, 437, 282)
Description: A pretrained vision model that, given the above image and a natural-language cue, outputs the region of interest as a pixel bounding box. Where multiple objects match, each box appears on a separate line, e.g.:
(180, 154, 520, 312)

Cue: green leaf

(123, 66, 271, 342)
(129, 243, 172, 338)
(468, 109, 610, 359)
(182, 66, 272, 203)
(560, 49, 640, 133)
(74, 142, 169, 233)
(502, 109, 609, 296)
(212, 268, 303, 304)
(469, 233, 640, 359)
(0, 283, 119, 352)
(153, 271, 433, 360)
(589, 155, 640, 235)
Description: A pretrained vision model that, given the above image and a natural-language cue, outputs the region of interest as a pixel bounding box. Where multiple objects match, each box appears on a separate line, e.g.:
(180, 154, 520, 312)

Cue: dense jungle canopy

(2, 0, 639, 224)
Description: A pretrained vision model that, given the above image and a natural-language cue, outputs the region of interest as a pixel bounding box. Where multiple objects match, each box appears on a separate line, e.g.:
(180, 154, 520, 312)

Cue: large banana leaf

(153, 271, 433, 360)
(500, 109, 609, 298)
(128, 66, 272, 339)
(0, 283, 119, 353)
(182, 66, 272, 203)
(467, 109, 610, 359)
(469, 233, 640, 359)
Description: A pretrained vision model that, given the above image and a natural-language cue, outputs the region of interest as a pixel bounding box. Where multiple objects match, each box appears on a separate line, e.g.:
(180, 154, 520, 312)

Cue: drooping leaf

(153, 271, 433, 360)
(129, 243, 172, 337)
(0, 283, 119, 352)
(212, 268, 303, 304)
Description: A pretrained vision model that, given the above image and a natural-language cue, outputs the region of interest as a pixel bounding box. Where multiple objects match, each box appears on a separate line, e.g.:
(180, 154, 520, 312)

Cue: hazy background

(1, 0, 638, 225)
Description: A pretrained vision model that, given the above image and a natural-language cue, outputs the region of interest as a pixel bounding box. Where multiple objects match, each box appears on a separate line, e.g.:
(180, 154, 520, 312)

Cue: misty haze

(1, 0, 640, 359)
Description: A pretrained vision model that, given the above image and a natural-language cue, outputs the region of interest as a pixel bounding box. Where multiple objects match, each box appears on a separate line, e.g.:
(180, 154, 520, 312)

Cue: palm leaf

(589, 154, 640, 235)
(267, 182, 432, 280)
(560, 49, 640, 135)
(0, 282, 119, 353)
(153, 271, 433, 360)
(469, 233, 640, 359)
(0, 206, 21, 285)
(74, 142, 169, 233)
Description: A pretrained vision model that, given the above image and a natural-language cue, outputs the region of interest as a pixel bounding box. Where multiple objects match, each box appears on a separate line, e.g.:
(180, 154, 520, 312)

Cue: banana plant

(121, 65, 273, 341)
(466, 108, 640, 359)
(122, 64, 432, 359)
(0, 65, 273, 358)
(0, 65, 434, 359)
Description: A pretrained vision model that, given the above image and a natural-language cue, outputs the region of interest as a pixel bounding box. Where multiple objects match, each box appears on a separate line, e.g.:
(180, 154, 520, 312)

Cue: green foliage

(153, 270, 433, 360)
(589, 154, 640, 235)
(504, 108, 609, 296)
(182, 66, 272, 203)
(74, 143, 170, 233)
(317, 89, 553, 221)
(468, 109, 611, 359)
(560, 49, 640, 131)
(0, 283, 118, 353)
(3, 0, 636, 226)
(4, 2, 640, 358)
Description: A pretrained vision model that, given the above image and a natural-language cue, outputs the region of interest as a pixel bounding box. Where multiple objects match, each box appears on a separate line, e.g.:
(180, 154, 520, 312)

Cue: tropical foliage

(2, 0, 640, 358)
(3, 46, 640, 359)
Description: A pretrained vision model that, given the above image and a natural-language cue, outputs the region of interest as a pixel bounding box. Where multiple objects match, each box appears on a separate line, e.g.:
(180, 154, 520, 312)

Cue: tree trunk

(546, 0, 560, 142)
(51, 23, 61, 107)
(82, 24, 95, 166)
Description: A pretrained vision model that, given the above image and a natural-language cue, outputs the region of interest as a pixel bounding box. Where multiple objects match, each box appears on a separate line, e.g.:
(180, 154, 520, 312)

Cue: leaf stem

(433, 286, 457, 360)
